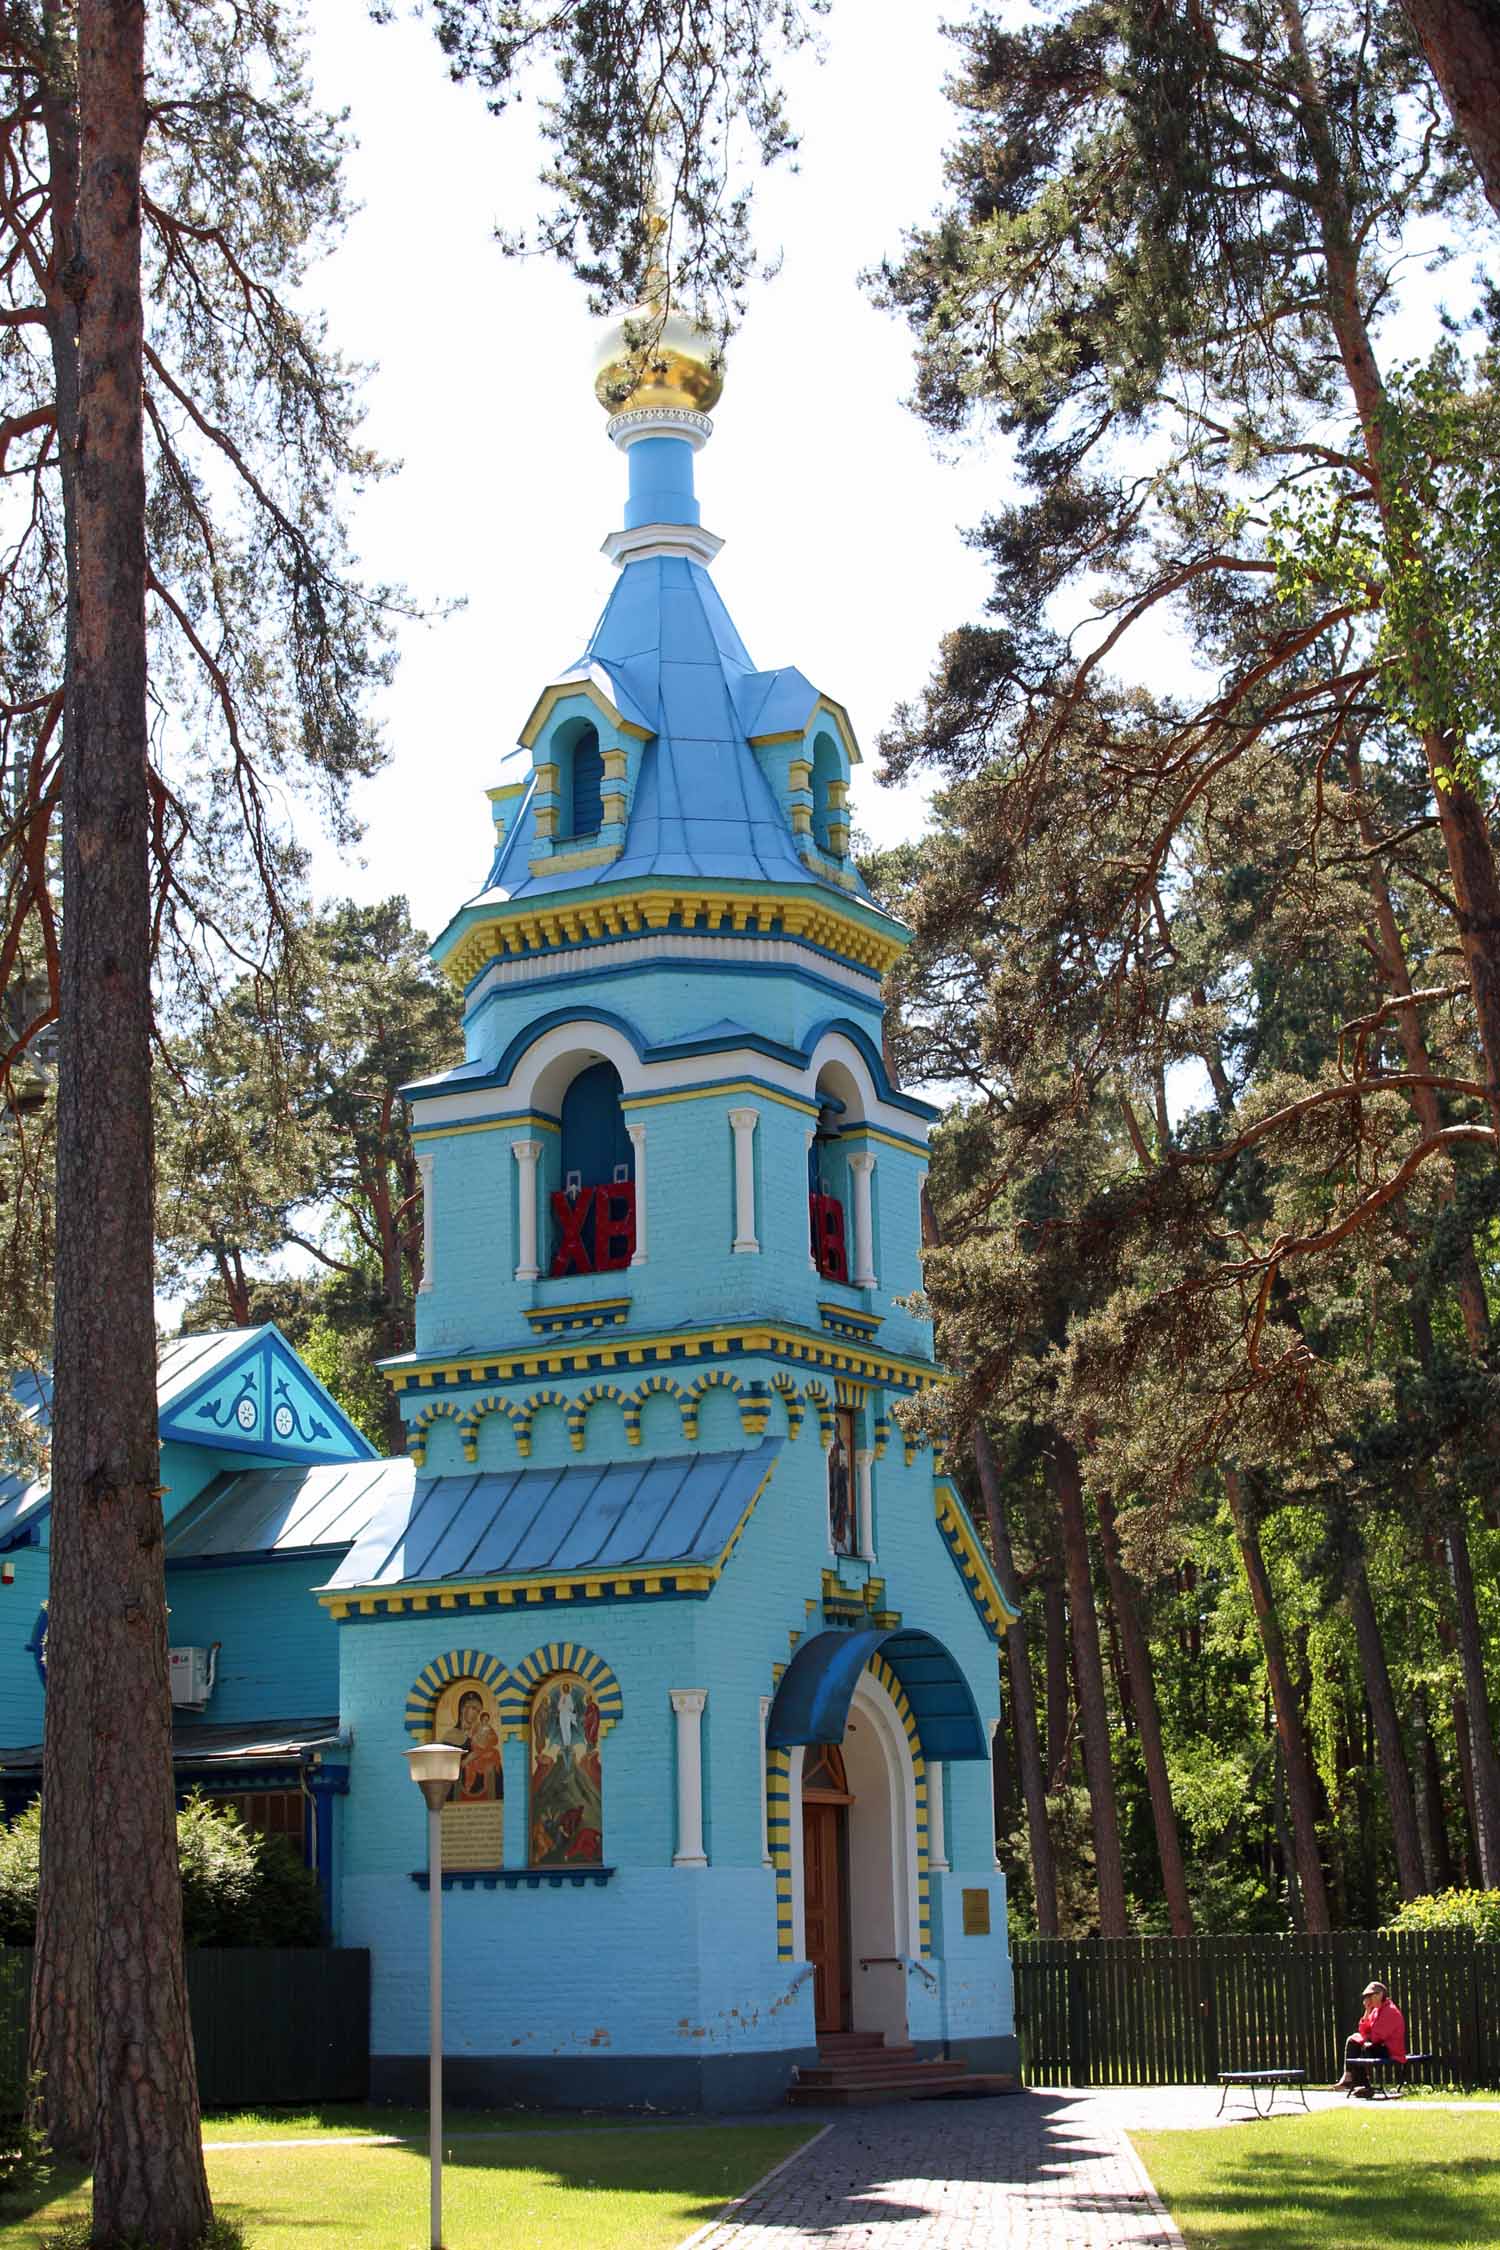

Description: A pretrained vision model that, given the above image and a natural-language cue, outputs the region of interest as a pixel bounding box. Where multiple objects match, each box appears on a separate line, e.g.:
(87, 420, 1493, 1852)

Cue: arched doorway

(796, 1672, 922, 2044)
(801, 1743, 853, 2036)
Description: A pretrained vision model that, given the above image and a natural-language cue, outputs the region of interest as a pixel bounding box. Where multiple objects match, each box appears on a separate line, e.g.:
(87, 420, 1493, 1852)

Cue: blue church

(0, 307, 1018, 2110)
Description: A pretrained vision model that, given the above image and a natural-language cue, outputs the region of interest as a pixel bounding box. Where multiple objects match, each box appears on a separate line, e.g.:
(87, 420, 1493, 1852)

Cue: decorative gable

(158, 1327, 375, 1467)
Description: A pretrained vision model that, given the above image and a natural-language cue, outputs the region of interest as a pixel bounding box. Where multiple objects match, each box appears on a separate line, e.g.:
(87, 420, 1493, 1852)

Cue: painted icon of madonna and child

(529, 1673, 604, 1866)
(438, 1688, 504, 1803)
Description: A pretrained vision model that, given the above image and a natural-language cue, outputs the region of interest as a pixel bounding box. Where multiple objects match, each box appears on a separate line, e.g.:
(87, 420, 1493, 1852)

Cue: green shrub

(0, 1794, 321, 1949)
(41, 2220, 246, 2250)
(0, 1805, 41, 1945)
(1386, 1888, 1500, 1941)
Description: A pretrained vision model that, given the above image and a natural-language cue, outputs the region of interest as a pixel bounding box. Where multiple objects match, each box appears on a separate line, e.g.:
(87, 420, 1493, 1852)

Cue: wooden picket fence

(1012, 1930, 1500, 2087)
(0, 1947, 370, 2112)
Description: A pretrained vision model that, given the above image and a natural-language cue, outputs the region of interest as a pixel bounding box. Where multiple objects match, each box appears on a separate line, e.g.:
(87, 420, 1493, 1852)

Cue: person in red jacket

(1334, 1981, 1407, 2096)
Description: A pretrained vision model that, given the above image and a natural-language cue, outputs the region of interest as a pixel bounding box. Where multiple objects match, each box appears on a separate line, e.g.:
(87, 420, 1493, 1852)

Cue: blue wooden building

(0, 311, 1018, 2109)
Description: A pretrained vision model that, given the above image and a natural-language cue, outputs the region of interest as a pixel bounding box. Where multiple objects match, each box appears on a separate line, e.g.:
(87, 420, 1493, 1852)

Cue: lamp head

(406, 1741, 463, 1813)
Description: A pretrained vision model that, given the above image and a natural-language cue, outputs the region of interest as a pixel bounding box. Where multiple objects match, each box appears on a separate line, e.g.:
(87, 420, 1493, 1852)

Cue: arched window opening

(811, 730, 842, 854)
(809, 1085, 849, 1282)
(570, 724, 604, 839)
(552, 1060, 635, 1275)
(529, 1672, 604, 1865)
(827, 1405, 858, 1557)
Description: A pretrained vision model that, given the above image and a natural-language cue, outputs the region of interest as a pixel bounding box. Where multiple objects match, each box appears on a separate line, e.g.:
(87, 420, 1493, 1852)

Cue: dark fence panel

(0, 1948, 369, 2112)
(1013, 1931, 1494, 2088)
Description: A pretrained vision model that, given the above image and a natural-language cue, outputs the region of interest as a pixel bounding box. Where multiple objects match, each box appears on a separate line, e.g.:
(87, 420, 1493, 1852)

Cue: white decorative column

(990, 1717, 1005, 1867)
(416, 1151, 435, 1294)
(758, 1696, 772, 1866)
(848, 1149, 877, 1287)
(855, 1447, 875, 1561)
(805, 1129, 819, 1270)
(670, 1688, 708, 1867)
(728, 1107, 760, 1253)
(928, 1761, 949, 1872)
(512, 1139, 542, 1282)
(627, 1121, 648, 1264)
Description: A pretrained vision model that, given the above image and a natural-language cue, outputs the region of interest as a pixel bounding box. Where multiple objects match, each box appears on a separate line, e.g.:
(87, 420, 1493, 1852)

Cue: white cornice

(463, 931, 881, 1013)
(606, 407, 714, 452)
(601, 520, 725, 570)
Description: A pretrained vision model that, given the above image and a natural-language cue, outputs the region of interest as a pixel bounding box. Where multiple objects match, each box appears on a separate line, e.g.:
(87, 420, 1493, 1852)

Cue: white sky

(299, 0, 1005, 943)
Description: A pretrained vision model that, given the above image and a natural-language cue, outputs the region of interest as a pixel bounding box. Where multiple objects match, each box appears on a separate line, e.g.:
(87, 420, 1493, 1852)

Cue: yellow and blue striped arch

(500, 1643, 624, 1738)
(404, 1647, 510, 1740)
(765, 1650, 931, 1964)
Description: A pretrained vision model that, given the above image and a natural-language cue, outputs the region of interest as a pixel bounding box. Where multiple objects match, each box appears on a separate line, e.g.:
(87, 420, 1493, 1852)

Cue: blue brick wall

(0, 1547, 48, 1746)
(415, 1087, 932, 1365)
(165, 1558, 341, 1723)
(333, 1389, 1011, 2069)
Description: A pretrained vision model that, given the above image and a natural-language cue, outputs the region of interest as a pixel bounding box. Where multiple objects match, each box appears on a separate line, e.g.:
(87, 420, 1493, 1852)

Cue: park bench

(1347, 2052, 1435, 2099)
(1216, 2068, 1309, 2118)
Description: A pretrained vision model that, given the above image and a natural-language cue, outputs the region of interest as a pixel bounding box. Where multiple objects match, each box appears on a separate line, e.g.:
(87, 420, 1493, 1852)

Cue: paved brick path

(691, 2089, 1198, 2249)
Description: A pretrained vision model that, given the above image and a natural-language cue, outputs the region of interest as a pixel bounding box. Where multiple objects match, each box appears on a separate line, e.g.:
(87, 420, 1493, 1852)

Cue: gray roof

(324, 1439, 782, 1594)
(0, 1715, 342, 1777)
(0, 1330, 312, 1549)
(164, 1460, 411, 1563)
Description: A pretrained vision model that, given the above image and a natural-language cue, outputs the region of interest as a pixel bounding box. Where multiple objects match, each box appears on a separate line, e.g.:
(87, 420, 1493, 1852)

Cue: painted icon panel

(433, 1676, 504, 1871)
(529, 1672, 604, 1865)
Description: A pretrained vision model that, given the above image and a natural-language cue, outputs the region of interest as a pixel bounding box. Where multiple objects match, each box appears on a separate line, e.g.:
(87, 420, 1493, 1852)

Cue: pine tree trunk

(1348, 740, 1494, 1353)
(1412, 1688, 1454, 1893)
(1400, 0, 1500, 218)
(28, 0, 97, 2168)
(1453, 1692, 1481, 1885)
(1442, 1506, 1500, 1886)
(1337, 1512, 1426, 1901)
(50, 4, 213, 2239)
(1048, 1437, 1127, 1937)
(1042, 1566, 1071, 1788)
(1094, 1488, 1194, 1935)
(1224, 1470, 1331, 1931)
(1281, 0, 1500, 1138)
(973, 1424, 1059, 1937)
(1272, 1763, 1305, 1931)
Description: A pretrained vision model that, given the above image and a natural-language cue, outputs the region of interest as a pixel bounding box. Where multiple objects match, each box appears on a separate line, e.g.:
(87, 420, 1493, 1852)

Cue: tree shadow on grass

(1139, 2148, 1500, 2250)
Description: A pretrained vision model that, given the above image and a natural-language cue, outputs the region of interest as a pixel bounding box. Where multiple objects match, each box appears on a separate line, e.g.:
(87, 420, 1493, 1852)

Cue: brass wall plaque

(961, 1887, 991, 1936)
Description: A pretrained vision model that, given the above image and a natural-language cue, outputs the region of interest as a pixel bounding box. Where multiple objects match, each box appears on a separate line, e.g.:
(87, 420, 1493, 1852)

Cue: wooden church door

(802, 1744, 853, 2037)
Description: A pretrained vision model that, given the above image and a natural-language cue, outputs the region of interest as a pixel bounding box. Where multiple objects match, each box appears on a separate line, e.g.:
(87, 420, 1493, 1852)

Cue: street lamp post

(406, 1742, 464, 2250)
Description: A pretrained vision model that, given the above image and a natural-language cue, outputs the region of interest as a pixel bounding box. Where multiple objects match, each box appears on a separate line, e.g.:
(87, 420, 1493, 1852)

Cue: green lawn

(1133, 2106, 1500, 2250)
(197, 2103, 670, 2141)
(0, 2120, 814, 2249)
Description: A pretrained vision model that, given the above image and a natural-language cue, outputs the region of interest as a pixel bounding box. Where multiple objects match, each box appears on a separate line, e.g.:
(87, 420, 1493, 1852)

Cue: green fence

(0, 1948, 370, 2112)
(1012, 1931, 1500, 2087)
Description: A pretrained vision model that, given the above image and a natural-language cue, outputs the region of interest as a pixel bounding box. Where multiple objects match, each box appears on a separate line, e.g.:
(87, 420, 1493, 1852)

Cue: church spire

(593, 234, 725, 569)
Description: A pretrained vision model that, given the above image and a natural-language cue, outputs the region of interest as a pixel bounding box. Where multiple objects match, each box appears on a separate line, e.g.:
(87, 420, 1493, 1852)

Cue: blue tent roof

(765, 1626, 988, 1762)
(472, 556, 873, 906)
(323, 1439, 780, 1594)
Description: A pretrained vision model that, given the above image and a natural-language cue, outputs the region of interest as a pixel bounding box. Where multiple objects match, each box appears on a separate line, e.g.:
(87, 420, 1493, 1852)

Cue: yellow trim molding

(441, 886, 905, 989)
(381, 1319, 946, 1401)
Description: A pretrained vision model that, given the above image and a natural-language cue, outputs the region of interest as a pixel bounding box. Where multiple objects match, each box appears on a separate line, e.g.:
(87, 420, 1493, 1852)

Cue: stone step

(794, 2061, 971, 2089)
(788, 2068, 1021, 2108)
(797, 2059, 963, 2087)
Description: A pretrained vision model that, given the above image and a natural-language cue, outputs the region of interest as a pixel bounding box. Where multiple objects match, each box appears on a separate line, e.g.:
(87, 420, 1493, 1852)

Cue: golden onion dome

(593, 298, 723, 417)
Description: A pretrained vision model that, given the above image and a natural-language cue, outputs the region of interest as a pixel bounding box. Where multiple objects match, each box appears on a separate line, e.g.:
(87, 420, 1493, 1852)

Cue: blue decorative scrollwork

(197, 1369, 258, 1434)
(27, 1603, 46, 1687)
(271, 1376, 331, 1446)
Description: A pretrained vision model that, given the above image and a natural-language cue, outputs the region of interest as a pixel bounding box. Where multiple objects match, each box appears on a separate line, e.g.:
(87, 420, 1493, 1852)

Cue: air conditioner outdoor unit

(168, 1645, 218, 1711)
